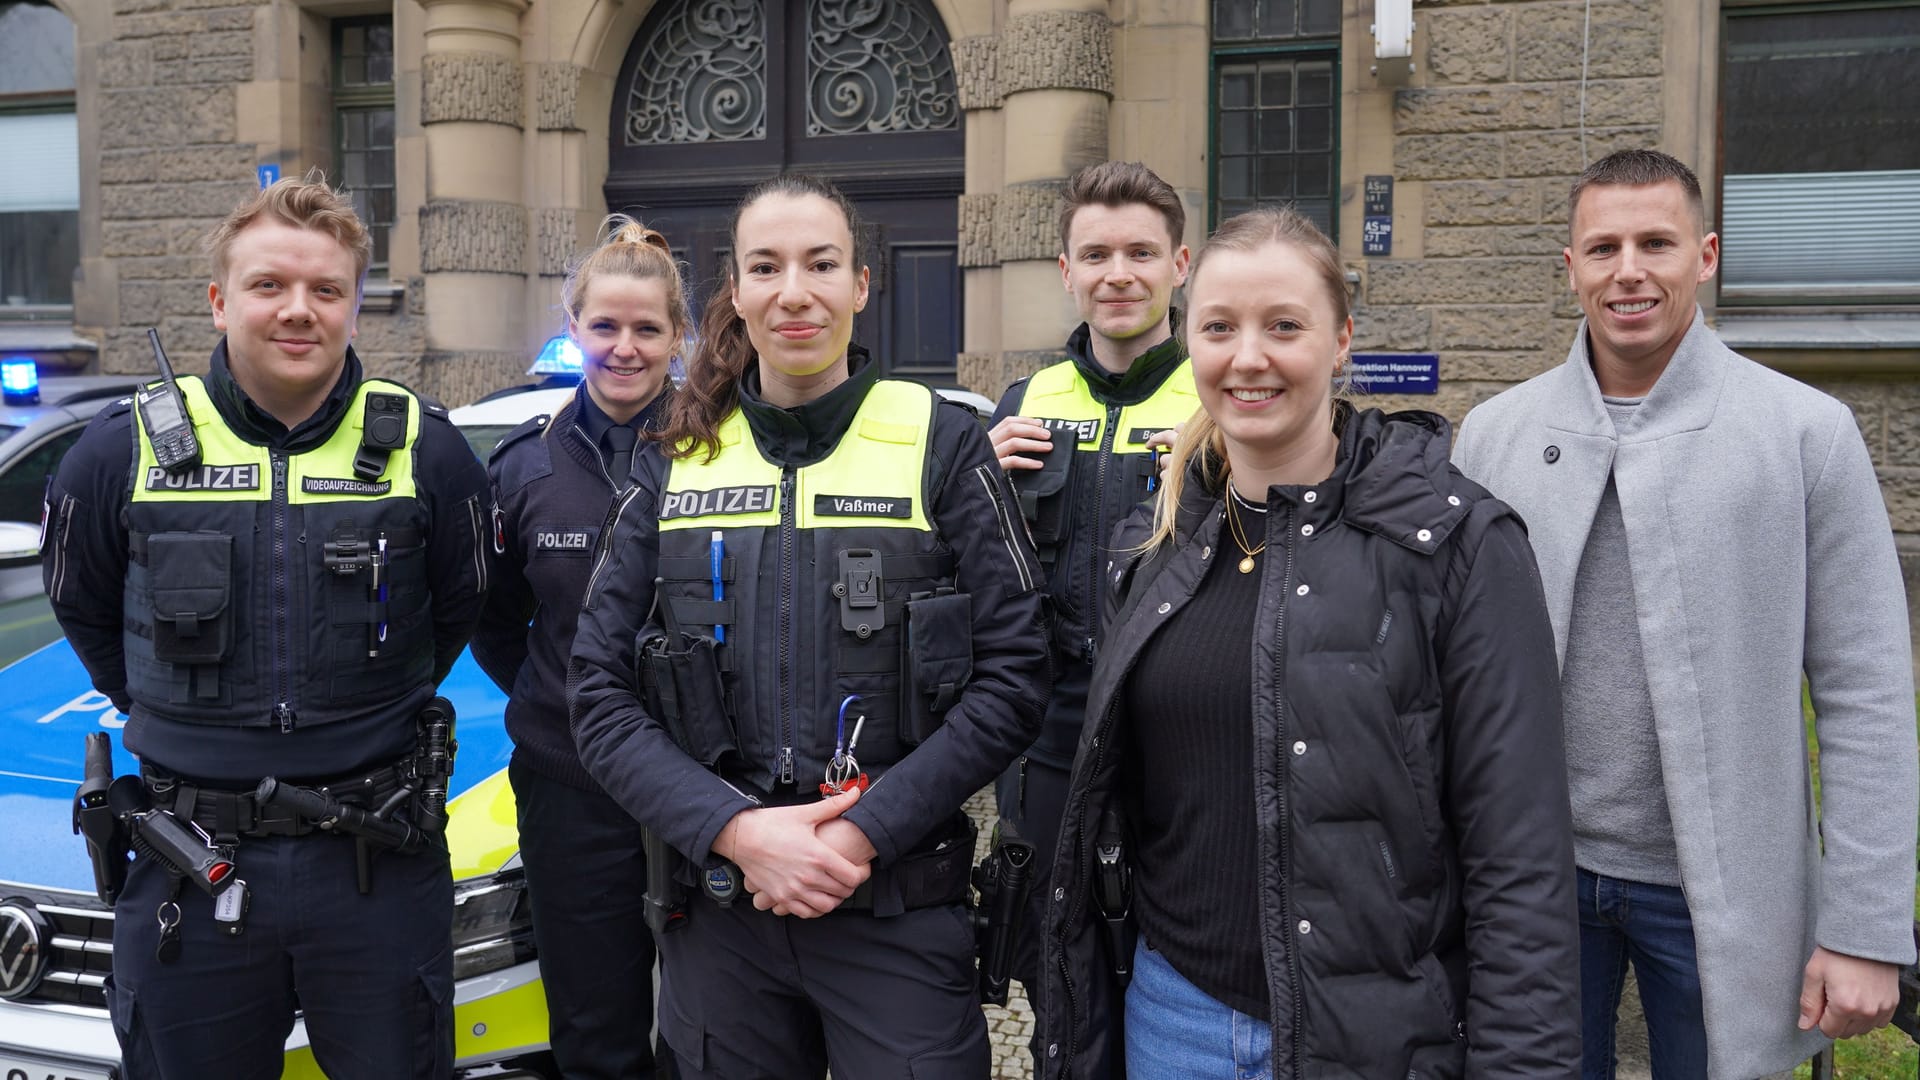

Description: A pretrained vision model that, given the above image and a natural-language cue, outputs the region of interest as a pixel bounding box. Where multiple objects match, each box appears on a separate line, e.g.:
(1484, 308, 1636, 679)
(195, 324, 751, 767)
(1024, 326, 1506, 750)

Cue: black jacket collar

(205, 337, 360, 453)
(1175, 403, 1468, 554)
(737, 345, 878, 468)
(1063, 314, 1185, 407)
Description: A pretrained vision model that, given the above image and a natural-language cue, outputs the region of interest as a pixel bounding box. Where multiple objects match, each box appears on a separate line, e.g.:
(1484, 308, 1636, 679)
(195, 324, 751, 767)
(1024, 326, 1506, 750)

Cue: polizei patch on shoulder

(658, 484, 778, 520)
(144, 464, 262, 491)
(302, 476, 393, 496)
(813, 495, 912, 518)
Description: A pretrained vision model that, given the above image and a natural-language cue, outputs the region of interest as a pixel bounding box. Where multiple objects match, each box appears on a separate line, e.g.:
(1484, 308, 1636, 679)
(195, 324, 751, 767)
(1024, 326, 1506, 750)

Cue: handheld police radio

(139, 329, 201, 475)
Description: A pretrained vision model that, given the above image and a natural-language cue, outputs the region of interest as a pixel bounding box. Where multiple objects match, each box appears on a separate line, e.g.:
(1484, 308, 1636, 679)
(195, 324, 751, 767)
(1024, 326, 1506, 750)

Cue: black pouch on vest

(638, 632, 738, 768)
(1009, 442, 1073, 548)
(146, 532, 234, 665)
(899, 590, 972, 745)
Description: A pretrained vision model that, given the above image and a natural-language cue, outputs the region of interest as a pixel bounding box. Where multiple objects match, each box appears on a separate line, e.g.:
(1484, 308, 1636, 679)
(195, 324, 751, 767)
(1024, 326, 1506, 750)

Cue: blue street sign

(1348, 353, 1439, 395)
(257, 163, 281, 188)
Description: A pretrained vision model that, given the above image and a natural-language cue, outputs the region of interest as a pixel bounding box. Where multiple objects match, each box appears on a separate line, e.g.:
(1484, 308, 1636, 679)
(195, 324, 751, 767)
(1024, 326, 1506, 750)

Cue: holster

(972, 819, 1037, 1005)
(642, 826, 688, 935)
(1093, 806, 1134, 987)
(73, 732, 128, 906)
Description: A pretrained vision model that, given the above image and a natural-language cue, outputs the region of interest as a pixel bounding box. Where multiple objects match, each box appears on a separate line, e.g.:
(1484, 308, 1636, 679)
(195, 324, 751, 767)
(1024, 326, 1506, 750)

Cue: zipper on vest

(775, 466, 797, 786)
(271, 452, 294, 733)
(1083, 402, 1122, 664)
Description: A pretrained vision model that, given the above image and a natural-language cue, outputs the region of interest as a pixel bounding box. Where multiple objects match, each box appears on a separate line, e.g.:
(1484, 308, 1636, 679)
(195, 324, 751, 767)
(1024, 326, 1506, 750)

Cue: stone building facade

(10, 0, 1920, 647)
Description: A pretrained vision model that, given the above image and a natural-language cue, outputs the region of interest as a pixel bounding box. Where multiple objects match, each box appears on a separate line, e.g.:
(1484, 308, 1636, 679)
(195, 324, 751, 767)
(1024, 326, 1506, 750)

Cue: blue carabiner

(835, 694, 862, 756)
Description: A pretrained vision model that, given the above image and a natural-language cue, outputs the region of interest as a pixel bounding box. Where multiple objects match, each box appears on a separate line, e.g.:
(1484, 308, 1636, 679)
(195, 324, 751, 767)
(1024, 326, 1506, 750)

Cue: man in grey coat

(1454, 148, 1917, 1078)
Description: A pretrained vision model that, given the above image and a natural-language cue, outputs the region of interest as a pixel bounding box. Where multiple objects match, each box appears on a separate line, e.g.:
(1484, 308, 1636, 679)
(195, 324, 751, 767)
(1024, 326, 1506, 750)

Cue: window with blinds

(0, 0, 79, 309)
(1720, 3, 1920, 302)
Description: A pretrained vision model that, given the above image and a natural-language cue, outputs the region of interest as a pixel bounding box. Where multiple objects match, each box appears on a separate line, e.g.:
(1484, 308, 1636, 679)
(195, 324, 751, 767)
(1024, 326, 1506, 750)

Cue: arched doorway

(606, 0, 964, 383)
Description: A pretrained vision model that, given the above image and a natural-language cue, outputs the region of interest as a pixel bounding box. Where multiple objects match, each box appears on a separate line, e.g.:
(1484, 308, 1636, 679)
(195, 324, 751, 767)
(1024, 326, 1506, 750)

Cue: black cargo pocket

(1008, 442, 1073, 546)
(657, 990, 707, 1072)
(146, 531, 234, 664)
(413, 941, 454, 1078)
(899, 591, 972, 745)
(639, 633, 739, 767)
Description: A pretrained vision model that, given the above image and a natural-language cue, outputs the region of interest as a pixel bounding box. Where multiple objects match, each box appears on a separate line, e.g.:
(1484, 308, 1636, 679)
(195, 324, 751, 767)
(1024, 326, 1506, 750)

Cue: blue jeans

(1578, 868, 1709, 1080)
(1125, 939, 1273, 1080)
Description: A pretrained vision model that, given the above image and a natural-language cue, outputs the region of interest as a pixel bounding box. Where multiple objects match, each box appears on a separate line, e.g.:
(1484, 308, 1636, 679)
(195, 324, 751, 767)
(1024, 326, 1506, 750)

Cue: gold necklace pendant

(1225, 486, 1266, 574)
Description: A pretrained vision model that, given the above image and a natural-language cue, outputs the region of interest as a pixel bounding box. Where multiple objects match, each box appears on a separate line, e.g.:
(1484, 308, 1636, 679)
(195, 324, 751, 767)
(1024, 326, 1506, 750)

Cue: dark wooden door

(606, 0, 963, 383)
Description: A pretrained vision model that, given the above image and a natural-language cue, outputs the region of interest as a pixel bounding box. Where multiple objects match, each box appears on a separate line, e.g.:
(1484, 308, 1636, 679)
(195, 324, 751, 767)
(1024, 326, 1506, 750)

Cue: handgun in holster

(74, 733, 237, 901)
(642, 826, 688, 936)
(972, 819, 1037, 1006)
(1093, 807, 1134, 987)
(73, 732, 130, 905)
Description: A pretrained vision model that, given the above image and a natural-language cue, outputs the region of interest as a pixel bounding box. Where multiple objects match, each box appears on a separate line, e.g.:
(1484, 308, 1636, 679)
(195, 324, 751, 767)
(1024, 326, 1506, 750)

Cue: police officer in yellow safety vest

(44, 178, 489, 1079)
(985, 161, 1195, 1009)
(570, 174, 1050, 1078)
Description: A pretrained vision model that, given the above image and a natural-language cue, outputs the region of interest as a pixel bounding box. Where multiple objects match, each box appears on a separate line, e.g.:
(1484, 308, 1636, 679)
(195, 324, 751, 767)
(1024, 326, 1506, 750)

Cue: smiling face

(1565, 180, 1719, 391)
(729, 192, 870, 406)
(571, 274, 674, 424)
(1186, 240, 1350, 489)
(209, 219, 360, 427)
(1060, 202, 1190, 373)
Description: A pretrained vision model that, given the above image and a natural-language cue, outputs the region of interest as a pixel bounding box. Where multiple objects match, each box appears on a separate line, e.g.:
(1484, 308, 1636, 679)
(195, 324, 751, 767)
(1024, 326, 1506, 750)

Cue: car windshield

(462, 424, 518, 460)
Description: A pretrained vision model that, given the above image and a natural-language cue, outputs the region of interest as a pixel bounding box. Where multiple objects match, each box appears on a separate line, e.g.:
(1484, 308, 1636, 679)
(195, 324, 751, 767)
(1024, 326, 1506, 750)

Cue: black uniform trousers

(510, 758, 676, 1080)
(107, 830, 453, 1080)
(656, 898, 988, 1079)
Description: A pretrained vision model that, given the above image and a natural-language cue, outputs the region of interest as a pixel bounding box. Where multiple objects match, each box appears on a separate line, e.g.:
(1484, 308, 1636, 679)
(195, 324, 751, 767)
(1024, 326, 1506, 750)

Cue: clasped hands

(710, 787, 876, 918)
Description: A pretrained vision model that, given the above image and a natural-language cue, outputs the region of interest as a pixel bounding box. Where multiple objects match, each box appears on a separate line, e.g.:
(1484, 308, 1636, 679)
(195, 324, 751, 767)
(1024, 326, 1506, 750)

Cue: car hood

(0, 641, 516, 895)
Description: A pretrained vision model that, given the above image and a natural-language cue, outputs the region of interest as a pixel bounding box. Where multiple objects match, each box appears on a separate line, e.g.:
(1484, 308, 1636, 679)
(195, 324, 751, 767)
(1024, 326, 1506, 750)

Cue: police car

(0, 360, 556, 1080)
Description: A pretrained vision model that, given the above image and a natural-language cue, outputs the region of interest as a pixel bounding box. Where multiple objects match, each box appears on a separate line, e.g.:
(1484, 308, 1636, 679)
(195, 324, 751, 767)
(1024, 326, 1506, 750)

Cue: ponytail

(561, 212, 692, 358)
(660, 286, 755, 461)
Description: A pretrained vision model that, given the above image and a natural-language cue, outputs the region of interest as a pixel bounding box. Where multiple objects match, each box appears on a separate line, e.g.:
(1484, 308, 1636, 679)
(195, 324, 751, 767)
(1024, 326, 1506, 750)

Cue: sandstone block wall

(90, 0, 427, 390)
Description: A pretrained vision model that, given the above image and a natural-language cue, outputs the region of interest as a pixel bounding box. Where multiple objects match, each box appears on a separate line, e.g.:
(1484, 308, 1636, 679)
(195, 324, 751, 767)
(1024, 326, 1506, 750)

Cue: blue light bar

(529, 335, 584, 377)
(1, 358, 39, 406)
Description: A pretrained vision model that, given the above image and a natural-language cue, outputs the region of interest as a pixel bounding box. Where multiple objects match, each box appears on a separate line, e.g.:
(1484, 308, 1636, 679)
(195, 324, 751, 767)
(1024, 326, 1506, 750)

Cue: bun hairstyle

(660, 173, 868, 461)
(562, 212, 693, 357)
(1143, 206, 1350, 551)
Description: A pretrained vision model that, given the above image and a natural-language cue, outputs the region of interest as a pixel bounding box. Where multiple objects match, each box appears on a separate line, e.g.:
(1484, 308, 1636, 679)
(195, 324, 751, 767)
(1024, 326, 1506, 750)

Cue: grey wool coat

(1453, 312, 1918, 1078)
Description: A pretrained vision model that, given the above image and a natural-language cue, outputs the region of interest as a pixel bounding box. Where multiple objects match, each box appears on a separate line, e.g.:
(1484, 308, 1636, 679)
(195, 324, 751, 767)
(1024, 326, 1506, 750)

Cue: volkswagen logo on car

(0, 903, 50, 1001)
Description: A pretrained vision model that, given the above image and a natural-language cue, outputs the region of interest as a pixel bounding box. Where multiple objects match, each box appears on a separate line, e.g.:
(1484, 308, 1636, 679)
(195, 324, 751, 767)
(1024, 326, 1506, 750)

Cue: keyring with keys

(820, 694, 870, 796)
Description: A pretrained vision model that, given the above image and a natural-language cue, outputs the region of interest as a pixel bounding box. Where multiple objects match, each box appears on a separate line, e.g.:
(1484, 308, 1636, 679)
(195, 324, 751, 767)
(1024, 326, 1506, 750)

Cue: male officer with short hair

(46, 175, 489, 1078)
(1454, 148, 1917, 1078)
(988, 160, 1195, 1002)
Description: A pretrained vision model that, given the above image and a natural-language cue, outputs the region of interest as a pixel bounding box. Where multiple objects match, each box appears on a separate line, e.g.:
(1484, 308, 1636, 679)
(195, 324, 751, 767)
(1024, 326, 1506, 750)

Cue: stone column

(415, 0, 530, 404)
(990, 0, 1112, 391)
(952, 0, 1114, 398)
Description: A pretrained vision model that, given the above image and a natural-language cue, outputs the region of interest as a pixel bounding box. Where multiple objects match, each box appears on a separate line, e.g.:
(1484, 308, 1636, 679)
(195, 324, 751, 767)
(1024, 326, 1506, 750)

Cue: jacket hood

(1173, 403, 1471, 555)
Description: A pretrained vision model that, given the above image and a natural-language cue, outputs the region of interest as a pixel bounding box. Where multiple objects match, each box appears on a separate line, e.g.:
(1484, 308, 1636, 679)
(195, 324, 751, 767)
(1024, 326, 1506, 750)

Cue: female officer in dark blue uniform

(569, 174, 1050, 1078)
(472, 216, 687, 1079)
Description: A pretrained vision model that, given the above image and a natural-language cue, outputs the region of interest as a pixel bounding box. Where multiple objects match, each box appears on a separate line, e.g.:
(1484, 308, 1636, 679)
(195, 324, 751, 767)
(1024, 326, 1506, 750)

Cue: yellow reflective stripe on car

(444, 765, 521, 881)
